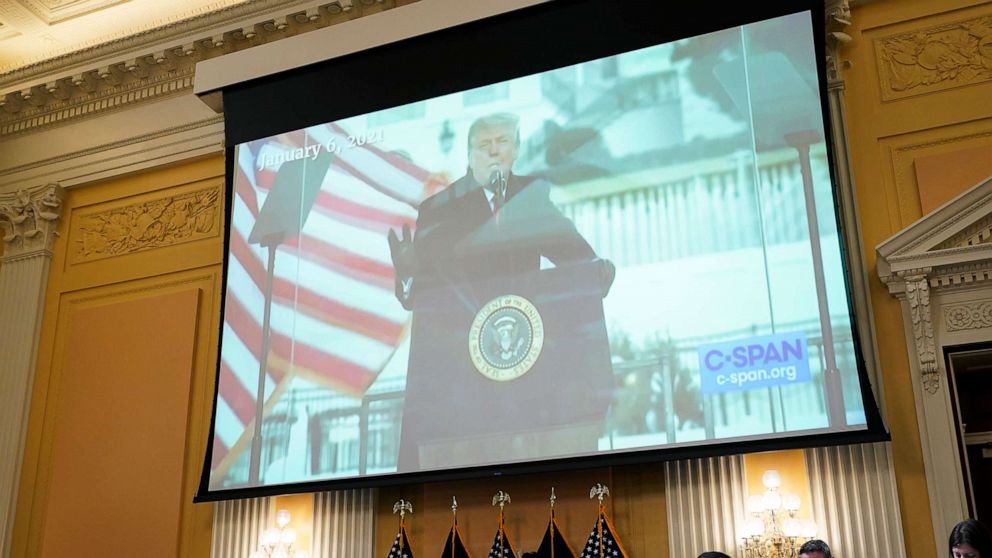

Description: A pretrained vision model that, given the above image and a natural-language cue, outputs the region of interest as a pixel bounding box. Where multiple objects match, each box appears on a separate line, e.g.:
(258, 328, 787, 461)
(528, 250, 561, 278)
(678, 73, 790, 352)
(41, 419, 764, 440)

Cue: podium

(396, 260, 614, 472)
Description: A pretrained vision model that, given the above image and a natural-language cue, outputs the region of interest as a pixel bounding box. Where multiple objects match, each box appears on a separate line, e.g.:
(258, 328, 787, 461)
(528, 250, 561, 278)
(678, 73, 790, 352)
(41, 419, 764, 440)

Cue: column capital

(824, 0, 853, 88)
(0, 183, 64, 261)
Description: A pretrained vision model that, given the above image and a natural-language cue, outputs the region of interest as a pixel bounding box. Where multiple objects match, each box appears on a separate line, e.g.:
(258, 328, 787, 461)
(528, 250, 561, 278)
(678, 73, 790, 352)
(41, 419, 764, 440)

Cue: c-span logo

(469, 295, 544, 382)
(697, 331, 812, 395)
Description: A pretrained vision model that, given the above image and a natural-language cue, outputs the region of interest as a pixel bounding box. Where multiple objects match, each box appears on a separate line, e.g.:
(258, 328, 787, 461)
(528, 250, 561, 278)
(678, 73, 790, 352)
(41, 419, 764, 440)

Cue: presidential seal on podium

(469, 294, 544, 382)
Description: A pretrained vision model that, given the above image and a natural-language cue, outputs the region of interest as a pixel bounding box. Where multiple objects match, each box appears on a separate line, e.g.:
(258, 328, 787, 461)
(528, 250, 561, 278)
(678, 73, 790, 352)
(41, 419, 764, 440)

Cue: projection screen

(198, 0, 886, 498)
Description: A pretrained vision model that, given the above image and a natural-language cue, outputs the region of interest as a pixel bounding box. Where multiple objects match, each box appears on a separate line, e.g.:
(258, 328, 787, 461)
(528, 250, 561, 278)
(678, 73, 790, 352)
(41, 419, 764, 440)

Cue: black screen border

(196, 0, 888, 503)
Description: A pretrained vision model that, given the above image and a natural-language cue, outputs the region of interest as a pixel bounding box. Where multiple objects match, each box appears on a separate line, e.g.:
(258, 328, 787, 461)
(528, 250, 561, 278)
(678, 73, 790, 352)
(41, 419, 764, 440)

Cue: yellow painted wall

(841, 1, 992, 557)
(743, 451, 813, 523)
(11, 155, 225, 557)
(272, 494, 314, 554)
(914, 143, 992, 213)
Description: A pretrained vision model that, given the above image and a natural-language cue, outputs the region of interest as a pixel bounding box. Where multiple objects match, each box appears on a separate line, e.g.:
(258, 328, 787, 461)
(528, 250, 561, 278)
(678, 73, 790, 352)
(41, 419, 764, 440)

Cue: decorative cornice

(881, 266, 932, 290)
(902, 189, 992, 256)
(0, 249, 56, 263)
(934, 213, 992, 250)
(879, 179, 992, 271)
(0, 0, 310, 81)
(885, 242, 992, 270)
(70, 185, 221, 263)
(883, 256, 992, 292)
(0, 115, 223, 180)
(930, 263, 992, 290)
(0, 183, 64, 260)
(903, 273, 939, 394)
(0, 0, 416, 136)
(2, 67, 194, 137)
(875, 13, 992, 102)
(944, 299, 992, 332)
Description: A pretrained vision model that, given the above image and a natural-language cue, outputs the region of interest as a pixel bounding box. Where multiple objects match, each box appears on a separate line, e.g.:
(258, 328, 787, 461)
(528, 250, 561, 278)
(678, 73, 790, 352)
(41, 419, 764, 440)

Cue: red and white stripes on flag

(212, 122, 433, 472)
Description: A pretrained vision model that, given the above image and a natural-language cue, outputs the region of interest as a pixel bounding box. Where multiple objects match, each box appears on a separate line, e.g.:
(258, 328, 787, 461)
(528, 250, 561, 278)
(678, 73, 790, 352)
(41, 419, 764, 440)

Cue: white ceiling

(0, 0, 252, 74)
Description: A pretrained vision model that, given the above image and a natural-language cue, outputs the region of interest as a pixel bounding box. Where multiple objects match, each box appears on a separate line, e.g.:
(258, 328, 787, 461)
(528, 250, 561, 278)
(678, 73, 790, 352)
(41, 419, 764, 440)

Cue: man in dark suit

(387, 113, 614, 473)
(389, 112, 608, 308)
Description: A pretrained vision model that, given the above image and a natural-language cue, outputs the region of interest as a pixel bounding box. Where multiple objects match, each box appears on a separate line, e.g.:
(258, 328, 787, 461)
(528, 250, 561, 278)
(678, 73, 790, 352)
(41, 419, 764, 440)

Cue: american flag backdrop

(535, 509, 577, 558)
(578, 512, 628, 558)
(387, 524, 415, 558)
(440, 524, 473, 558)
(486, 521, 518, 558)
(210, 122, 440, 479)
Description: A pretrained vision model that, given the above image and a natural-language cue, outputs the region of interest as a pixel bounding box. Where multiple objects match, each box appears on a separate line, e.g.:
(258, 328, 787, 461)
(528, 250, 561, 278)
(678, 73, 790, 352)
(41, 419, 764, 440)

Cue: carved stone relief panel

(875, 13, 992, 101)
(943, 298, 992, 332)
(69, 184, 220, 264)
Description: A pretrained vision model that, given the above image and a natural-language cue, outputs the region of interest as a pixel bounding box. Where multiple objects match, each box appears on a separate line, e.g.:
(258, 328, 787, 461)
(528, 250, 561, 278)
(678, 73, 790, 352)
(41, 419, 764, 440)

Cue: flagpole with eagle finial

(589, 484, 609, 558)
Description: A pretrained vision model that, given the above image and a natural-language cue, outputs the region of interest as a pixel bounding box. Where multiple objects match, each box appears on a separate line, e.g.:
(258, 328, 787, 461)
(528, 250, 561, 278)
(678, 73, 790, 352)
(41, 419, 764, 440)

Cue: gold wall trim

(0, 115, 222, 179)
(875, 12, 992, 101)
(14, 268, 221, 557)
(69, 184, 221, 264)
(887, 122, 992, 227)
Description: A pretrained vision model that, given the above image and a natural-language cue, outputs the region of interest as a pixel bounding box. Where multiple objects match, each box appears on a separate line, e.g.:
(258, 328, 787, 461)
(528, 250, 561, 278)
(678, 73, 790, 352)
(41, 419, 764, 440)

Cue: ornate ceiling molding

(19, 0, 132, 25)
(0, 182, 63, 260)
(2, 62, 194, 137)
(1, 0, 305, 81)
(0, 0, 416, 137)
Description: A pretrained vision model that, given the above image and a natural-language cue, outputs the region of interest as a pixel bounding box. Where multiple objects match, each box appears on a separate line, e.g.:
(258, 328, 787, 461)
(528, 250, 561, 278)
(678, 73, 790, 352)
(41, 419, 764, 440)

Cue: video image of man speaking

(388, 113, 617, 472)
(210, 12, 869, 489)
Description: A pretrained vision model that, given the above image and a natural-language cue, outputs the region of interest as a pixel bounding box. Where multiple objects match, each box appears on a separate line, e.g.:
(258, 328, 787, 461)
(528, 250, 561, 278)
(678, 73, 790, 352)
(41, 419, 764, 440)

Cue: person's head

(467, 113, 520, 186)
(698, 552, 732, 558)
(798, 539, 832, 558)
(949, 519, 992, 558)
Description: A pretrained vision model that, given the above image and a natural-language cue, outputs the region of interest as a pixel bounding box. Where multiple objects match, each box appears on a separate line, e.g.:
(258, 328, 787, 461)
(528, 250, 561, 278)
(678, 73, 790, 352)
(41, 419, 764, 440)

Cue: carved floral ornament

(877, 15, 992, 99)
(944, 299, 992, 332)
(886, 265, 992, 395)
(0, 183, 64, 258)
(902, 272, 941, 395)
(72, 186, 219, 263)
